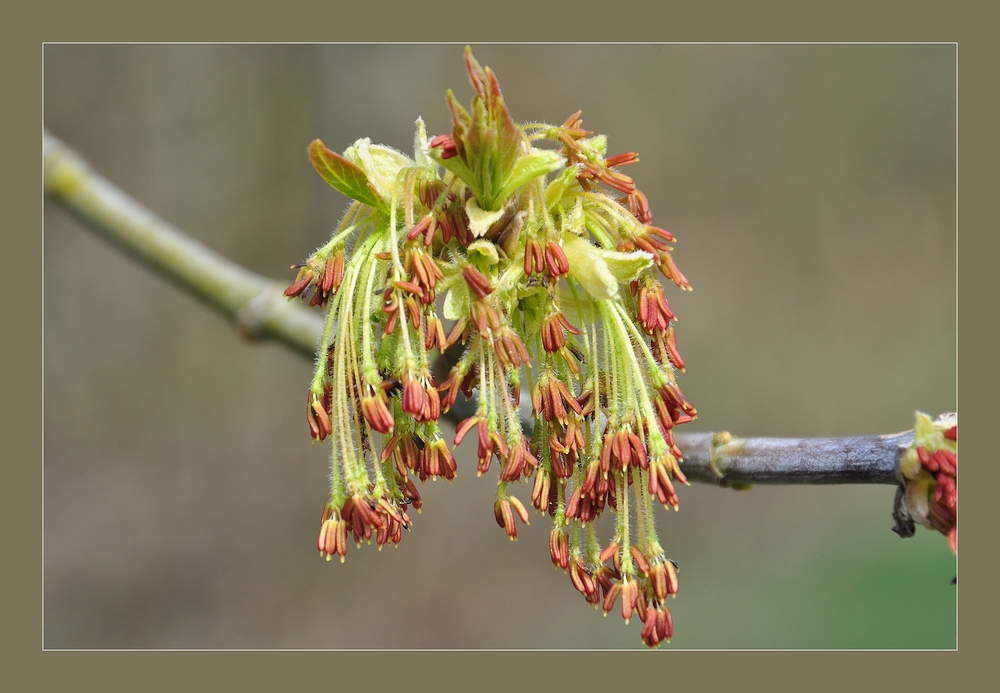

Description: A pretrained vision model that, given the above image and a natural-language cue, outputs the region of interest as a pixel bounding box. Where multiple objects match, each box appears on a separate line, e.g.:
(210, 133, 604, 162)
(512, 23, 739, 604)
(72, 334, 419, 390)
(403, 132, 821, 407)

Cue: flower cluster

(898, 412, 957, 554)
(288, 48, 695, 647)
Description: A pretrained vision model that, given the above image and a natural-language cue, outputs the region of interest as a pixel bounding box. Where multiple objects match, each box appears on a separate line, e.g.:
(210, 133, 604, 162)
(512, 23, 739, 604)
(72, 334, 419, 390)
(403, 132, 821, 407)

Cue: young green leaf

(343, 139, 413, 202)
(499, 150, 565, 202)
(562, 233, 653, 301)
(308, 139, 385, 210)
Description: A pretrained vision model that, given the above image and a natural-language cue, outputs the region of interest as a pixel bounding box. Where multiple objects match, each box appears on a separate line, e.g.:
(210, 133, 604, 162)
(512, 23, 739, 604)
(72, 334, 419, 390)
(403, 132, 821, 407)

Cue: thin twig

(43, 130, 910, 488)
(44, 131, 320, 359)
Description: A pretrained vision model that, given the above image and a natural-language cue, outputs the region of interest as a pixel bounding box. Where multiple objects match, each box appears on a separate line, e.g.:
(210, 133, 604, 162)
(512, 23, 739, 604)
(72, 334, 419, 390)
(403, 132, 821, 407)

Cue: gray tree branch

(44, 130, 910, 488)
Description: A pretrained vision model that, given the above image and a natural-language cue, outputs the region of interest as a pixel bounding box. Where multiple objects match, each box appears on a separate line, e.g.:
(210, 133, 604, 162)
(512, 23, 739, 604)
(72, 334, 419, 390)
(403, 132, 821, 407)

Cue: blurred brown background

(43, 44, 956, 648)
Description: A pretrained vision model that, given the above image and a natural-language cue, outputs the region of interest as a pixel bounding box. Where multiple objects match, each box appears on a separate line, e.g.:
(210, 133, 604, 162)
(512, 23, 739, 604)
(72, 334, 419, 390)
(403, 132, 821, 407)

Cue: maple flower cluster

(898, 412, 958, 554)
(287, 48, 694, 647)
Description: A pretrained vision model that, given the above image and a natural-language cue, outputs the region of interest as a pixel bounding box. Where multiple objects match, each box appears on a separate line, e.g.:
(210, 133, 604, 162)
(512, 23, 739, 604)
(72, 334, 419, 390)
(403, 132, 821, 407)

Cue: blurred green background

(43, 44, 956, 648)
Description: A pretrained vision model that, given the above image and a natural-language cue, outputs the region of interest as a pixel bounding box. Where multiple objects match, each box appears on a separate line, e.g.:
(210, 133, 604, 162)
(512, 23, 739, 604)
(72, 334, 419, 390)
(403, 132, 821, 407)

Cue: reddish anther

(658, 248, 690, 290)
(599, 168, 636, 194)
(494, 498, 518, 540)
(406, 214, 433, 242)
(663, 326, 686, 371)
(470, 300, 500, 334)
(641, 606, 673, 647)
(393, 279, 424, 299)
(580, 461, 600, 496)
(600, 540, 619, 564)
(430, 133, 458, 159)
(605, 151, 639, 168)
(570, 559, 599, 604)
(360, 395, 394, 434)
(285, 266, 313, 298)
(401, 376, 421, 415)
(308, 397, 332, 441)
(602, 581, 622, 615)
(524, 238, 540, 275)
(630, 546, 651, 576)
(509, 496, 530, 525)
(322, 252, 345, 294)
(438, 369, 465, 412)
(565, 486, 582, 519)
(445, 317, 469, 348)
(523, 238, 546, 276)
(454, 416, 480, 446)
(621, 579, 638, 624)
(400, 476, 422, 512)
(544, 240, 570, 277)
(620, 190, 652, 224)
(649, 460, 679, 509)
(318, 515, 349, 562)
(499, 442, 523, 481)
(476, 419, 490, 461)
(462, 264, 495, 298)
(425, 316, 447, 351)
(932, 449, 956, 476)
(531, 469, 552, 513)
(549, 527, 569, 570)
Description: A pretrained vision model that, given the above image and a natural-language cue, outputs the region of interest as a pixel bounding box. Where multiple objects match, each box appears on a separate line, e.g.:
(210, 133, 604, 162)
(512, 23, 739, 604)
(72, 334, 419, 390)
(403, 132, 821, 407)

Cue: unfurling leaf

(498, 150, 565, 202)
(308, 139, 384, 210)
(562, 233, 653, 301)
(343, 139, 414, 203)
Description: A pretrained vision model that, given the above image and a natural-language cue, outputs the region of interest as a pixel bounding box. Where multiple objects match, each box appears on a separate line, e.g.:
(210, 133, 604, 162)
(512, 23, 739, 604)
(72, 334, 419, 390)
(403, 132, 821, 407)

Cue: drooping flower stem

(634, 468, 649, 550)
(388, 180, 415, 366)
(616, 472, 635, 578)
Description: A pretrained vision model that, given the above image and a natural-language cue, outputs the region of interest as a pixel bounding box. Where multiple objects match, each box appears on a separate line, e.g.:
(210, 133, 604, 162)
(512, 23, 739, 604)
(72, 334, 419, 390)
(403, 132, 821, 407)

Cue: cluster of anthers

(287, 48, 695, 648)
(897, 412, 958, 555)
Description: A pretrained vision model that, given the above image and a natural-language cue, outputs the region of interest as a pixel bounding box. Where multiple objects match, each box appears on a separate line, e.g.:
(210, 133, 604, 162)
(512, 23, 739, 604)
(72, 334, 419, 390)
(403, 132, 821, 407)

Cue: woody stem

(673, 431, 908, 487)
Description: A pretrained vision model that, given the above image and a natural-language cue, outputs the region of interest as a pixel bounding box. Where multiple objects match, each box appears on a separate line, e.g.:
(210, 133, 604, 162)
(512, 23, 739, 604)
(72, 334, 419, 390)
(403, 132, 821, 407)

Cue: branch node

(708, 431, 733, 486)
(235, 282, 281, 341)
